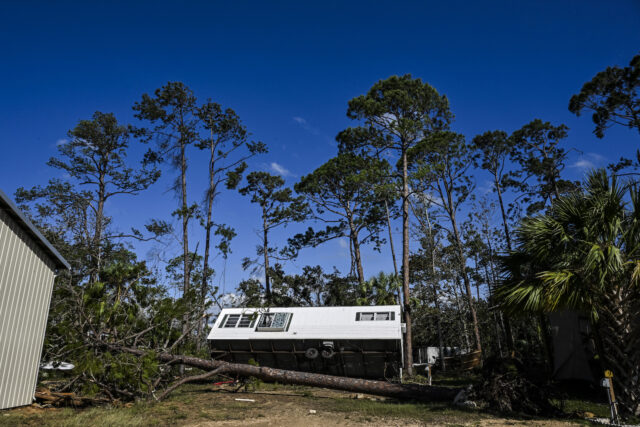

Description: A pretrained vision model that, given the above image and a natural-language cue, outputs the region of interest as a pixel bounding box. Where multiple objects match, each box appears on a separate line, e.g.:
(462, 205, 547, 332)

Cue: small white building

(208, 305, 403, 379)
(0, 189, 69, 410)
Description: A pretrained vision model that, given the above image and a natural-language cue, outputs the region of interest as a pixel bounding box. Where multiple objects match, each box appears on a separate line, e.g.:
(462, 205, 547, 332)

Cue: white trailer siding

(208, 306, 403, 379)
(208, 306, 402, 340)
(0, 190, 68, 410)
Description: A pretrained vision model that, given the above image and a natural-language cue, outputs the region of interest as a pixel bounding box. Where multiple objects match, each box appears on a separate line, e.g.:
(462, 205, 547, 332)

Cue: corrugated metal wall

(0, 209, 56, 410)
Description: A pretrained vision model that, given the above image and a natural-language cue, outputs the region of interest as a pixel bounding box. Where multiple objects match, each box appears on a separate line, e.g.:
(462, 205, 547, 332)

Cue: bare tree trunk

(262, 211, 271, 303)
(348, 237, 356, 278)
(432, 282, 446, 370)
(452, 278, 471, 352)
(449, 209, 482, 354)
(180, 142, 191, 349)
(473, 254, 481, 301)
(198, 139, 216, 348)
(111, 345, 461, 402)
(348, 217, 365, 283)
(494, 177, 515, 353)
(385, 201, 402, 305)
(482, 264, 504, 358)
(537, 313, 554, 373)
(91, 173, 106, 284)
(425, 206, 445, 371)
(385, 201, 399, 276)
(181, 142, 190, 298)
(401, 149, 414, 376)
(495, 178, 512, 252)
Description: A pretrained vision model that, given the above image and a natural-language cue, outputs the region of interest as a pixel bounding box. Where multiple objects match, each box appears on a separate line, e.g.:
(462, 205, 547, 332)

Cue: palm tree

(497, 169, 640, 417)
(357, 272, 401, 306)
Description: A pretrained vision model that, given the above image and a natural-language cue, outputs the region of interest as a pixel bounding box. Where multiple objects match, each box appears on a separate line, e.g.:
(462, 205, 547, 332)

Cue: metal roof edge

(0, 188, 70, 270)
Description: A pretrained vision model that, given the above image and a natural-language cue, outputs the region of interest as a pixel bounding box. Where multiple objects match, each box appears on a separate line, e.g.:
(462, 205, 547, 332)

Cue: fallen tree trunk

(112, 345, 461, 402)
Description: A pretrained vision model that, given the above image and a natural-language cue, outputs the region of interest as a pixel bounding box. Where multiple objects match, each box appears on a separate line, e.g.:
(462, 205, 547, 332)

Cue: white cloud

(587, 152, 606, 163)
(292, 116, 320, 136)
(270, 162, 292, 177)
(570, 159, 596, 170)
(571, 152, 606, 171)
(338, 238, 348, 249)
(56, 138, 68, 146)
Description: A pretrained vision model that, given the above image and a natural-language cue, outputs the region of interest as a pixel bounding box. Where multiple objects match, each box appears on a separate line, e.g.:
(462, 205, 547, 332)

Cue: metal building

(0, 189, 69, 410)
(208, 305, 404, 379)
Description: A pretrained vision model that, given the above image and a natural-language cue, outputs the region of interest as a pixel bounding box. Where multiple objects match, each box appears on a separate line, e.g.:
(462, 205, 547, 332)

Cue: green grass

(552, 398, 611, 418)
(320, 398, 485, 423)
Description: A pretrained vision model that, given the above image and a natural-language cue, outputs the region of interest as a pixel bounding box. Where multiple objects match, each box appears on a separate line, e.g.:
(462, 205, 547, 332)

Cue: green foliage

(133, 81, 198, 156)
(238, 171, 309, 301)
(497, 169, 636, 319)
(569, 52, 640, 138)
(337, 74, 452, 156)
(356, 272, 400, 305)
(289, 153, 392, 281)
(510, 119, 578, 213)
(239, 172, 308, 223)
(51, 111, 160, 196)
(497, 169, 640, 415)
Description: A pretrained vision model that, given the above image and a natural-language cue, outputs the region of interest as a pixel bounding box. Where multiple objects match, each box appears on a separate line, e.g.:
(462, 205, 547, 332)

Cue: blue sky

(1, 1, 639, 294)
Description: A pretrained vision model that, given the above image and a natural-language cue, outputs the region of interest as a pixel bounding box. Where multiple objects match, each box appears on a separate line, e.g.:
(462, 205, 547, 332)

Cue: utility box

(0, 189, 69, 410)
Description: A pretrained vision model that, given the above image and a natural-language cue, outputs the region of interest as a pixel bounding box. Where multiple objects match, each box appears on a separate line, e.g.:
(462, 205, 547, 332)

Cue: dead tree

(111, 345, 462, 402)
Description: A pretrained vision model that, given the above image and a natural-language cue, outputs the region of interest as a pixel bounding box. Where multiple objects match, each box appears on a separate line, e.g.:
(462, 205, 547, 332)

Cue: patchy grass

(0, 382, 603, 426)
(318, 397, 485, 423)
(553, 398, 611, 418)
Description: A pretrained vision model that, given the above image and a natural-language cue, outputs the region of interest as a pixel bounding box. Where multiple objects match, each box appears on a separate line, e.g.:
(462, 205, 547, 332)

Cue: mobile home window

(237, 314, 254, 327)
(223, 314, 240, 327)
(220, 314, 254, 328)
(357, 312, 375, 321)
(356, 311, 394, 321)
(376, 312, 390, 321)
(256, 312, 292, 331)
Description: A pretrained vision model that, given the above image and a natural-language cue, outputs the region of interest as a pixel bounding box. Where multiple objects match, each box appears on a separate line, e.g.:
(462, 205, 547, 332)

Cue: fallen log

(111, 344, 462, 402)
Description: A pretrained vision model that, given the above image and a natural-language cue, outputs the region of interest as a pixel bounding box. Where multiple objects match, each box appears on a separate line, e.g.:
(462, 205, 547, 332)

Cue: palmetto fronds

(497, 169, 640, 416)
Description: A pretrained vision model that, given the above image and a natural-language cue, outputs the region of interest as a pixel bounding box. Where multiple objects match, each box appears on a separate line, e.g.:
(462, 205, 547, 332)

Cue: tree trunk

(348, 217, 365, 284)
(111, 345, 461, 402)
(181, 143, 190, 296)
(432, 282, 446, 371)
(596, 286, 640, 416)
(385, 201, 402, 305)
(484, 200, 515, 354)
(425, 206, 445, 371)
(385, 201, 398, 276)
(180, 141, 191, 343)
(401, 149, 414, 376)
(537, 313, 554, 373)
(452, 278, 471, 352)
(198, 140, 216, 348)
(482, 263, 504, 358)
(494, 178, 512, 251)
(262, 211, 271, 303)
(92, 173, 106, 284)
(449, 209, 482, 354)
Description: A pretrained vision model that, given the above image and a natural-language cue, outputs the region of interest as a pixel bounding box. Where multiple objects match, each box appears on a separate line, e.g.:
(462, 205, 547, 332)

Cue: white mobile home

(0, 189, 69, 410)
(208, 305, 403, 379)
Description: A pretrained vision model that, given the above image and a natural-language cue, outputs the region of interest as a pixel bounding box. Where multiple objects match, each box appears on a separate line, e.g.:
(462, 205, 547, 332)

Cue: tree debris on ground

(466, 356, 562, 417)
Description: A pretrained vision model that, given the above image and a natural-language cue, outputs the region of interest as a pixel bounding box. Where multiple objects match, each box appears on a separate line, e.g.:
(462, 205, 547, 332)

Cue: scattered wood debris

(34, 387, 110, 407)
